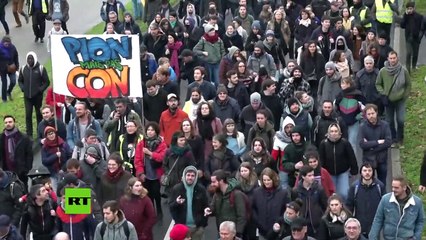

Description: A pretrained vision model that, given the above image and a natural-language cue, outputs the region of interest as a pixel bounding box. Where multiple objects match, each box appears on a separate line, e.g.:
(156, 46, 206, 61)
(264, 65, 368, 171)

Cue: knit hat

(85, 144, 101, 160)
(251, 20, 261, 30)
(44, 126, 56, 137)
(378, 32, 387, 40)
(406, 1, 415, 8)
(63, 173, 79, 186)
(217, 84, 228, 94)
(254, 41, 264, 51)
(287, 97, 299, 109)
(250, 92, 261, 104)
(0, 215, 11, 230)
(85, 128, 97, 138)
(228, 46, 240, 56)
(53, 18, 61, 24)
(325, 61, 336, 71)
(265, 30, 274, 37)
(204, 23, 215, 33)
(170, 224, 190, 240)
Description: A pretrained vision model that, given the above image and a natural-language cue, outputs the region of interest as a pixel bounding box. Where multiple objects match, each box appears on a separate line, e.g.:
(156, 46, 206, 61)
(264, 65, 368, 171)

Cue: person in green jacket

(375, 51, 411, 147)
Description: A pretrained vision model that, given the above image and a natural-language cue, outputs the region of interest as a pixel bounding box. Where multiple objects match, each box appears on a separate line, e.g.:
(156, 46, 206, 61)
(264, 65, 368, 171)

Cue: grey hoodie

(94, 210, 138, 240)
(329, 36, 355, 70)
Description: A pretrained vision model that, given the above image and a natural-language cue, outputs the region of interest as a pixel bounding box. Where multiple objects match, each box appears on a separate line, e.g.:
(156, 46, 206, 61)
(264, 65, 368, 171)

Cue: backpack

(10, 179, 27, 199)
(353, 180, 381, 214)
(100, 220, 130, 240)
(229, 189, 252, 221)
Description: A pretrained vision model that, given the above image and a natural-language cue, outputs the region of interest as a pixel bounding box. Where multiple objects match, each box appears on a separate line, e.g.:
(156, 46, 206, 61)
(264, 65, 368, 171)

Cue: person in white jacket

(47, 18, 68, 53)
(272, 116, 295, 188)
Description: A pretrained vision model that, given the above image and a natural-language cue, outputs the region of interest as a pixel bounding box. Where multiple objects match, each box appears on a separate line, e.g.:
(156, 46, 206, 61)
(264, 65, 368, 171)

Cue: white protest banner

(51, 34, 142, 98)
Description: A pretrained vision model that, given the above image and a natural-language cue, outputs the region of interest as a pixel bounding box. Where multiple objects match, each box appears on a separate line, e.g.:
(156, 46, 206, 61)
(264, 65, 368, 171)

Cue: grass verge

(400, 66, 426, 236)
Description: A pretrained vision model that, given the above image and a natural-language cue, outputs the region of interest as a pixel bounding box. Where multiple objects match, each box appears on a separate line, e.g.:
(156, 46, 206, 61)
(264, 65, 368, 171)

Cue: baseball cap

(167, 93, 179, 101)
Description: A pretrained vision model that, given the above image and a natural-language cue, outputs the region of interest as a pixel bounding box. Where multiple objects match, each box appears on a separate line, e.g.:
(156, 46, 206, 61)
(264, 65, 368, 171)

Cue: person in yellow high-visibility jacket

(28, 0, 49, 43)
(372, 0, 399, 43)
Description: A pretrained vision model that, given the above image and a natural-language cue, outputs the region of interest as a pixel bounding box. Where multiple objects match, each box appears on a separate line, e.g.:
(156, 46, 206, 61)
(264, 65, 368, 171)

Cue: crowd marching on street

(0, 0, 425, 239)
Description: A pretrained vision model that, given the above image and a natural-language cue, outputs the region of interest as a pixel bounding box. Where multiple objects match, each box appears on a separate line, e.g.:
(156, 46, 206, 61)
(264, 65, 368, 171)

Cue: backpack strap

(100, 222, 107, 239)
(123, 220, 130, 240)
(10, 182, 15, 199)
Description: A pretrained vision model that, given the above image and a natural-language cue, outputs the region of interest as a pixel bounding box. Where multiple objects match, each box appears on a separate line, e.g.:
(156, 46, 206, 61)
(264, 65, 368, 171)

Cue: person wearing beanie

(170, 224, 191, 240)
(318, 61, 342, 105)
(247, 40, 277, 77)
(245, 20, 264, 54)
(401, 1, 424, 72)
(374, 0, 399, 44)
(239, 92, 274, 138)
(355, 55, 382, 113)
(41, 125, 72, 192)
(212, 83, 242, 123)
(169, 166, 208, 240)
(193, 21, 225, 87)
(262, 29, 286, 70)
(375, 32, 394, 69)
(282, 95, 313, 142)
(219, 45, 246, 85)
(279, 65, 311, 103)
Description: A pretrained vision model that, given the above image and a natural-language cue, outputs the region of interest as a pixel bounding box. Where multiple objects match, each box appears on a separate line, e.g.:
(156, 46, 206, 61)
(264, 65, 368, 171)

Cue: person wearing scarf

(376, 52, 411, 146)
(317, 194, 352, 240)
(41, 126, 72, 191)
(267, 199, 303, 239)
(222, 24, 244, 51)
(272, 116, 295, 188)
(162, 131, 196, 196)
(99, 153, 132, 206)
(194, 102, 222, 160)
(165, 32, 183, 79)
(241, 137, 275, 177)
(206, 134, 240, 179)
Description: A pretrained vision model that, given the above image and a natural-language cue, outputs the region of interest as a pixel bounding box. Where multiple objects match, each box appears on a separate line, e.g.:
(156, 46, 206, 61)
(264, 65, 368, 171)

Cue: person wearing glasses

(340, 218, 367, 240)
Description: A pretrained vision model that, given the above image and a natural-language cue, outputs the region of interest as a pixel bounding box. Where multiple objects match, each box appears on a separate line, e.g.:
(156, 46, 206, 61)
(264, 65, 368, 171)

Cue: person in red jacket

(134, 121, 167, 218)
(120, 177, 156, 240)
(159, 94, 189, 146)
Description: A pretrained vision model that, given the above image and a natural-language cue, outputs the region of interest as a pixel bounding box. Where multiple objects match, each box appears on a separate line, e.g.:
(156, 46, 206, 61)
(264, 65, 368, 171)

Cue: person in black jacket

(169, 166, 208, 240)
(21, 184, 58, 240)
(143, 22, 167, 60)
(17, 52, 50, 137)
(317, 194, 352, 240)
(400, 2, 424, 73)
(0, 215, 23, 240)
(0, 169, 26, 228)
(419, 151, 426, 194)
(226, 70, 250, 110)
(267, 199, 304, 240)
(0, 115, 33, 190)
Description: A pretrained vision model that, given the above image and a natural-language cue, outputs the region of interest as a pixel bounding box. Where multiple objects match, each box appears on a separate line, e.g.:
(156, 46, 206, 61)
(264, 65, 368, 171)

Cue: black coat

(37, 118, 67, 145)
(252, 187, 290, 236)
(319, 137, 358, 176)
(21, 199, 58, 240)
(169, 182, 209, 227)
(0, 172, 25, 227)
(142, 33, 167, 60)
(401, 12, 424, 40)
(143, 88, 168, 123)
(18, 62, 50, 99)
(206, 148, 240, 179)
(222, 33, 244, 51)
(0, 130, 33, 178)
(226, 82, 250, 110)
(311, 111, 348, 148)
(317, 210, 352, 240)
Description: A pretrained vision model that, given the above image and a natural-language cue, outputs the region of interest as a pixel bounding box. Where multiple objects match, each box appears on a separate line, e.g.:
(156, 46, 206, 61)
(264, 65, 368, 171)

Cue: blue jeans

(131, 0, 142, 19)
(331, 171, 349, 200)
(385, 99, 406, 142)
(1, 72, 16, 101)
(206, 63, 220, 87)
(279, 171, 289, 189)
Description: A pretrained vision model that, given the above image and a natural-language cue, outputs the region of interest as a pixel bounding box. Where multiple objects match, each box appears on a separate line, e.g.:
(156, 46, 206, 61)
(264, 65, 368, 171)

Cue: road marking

(164, 220, 175, 240)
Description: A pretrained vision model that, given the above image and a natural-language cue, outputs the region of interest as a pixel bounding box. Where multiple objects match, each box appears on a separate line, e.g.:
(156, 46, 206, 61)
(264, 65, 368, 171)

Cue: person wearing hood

(282, 97, 313, 142)
(252, 168, 290, 238)
(319, 123, 358, 200)
(355, 56, 382, 114)
(369, 175, 424, 240)
(169, 166, 208, 240)
(317, 61, 342, 106)
(204, 169, 247, 238)
(71, 128, 109, 163)
(282, 125, 311, 187)
(118, 12, 141, 36)
(193, 23, 225, 87)
(272, 116, 295, 188)
(104, 98, 142, 152)
(37, 105, 67, 146)
(311, 100, 347, 148)
(94, 200, 138, 240)
(0, 168, 26, 228)
(262, 30, 286, 69)
(41, 126, 71, 191)
(335, 77, 365, 162)
(279, 65, 311, 103)
(78, 143, 108, 194)
(0, 115, 33, 190)
(18, 51, 50, 137)
(219, 46, 246, 85)
(239, 92, 274, 137)
(181, 3, 202, 29)
(247, 41, 277, 78)
(294, 165, 328, 237)
(277, 60, 296, 89)
(329, 35, 355, 71)
(244, 20, 264, 55)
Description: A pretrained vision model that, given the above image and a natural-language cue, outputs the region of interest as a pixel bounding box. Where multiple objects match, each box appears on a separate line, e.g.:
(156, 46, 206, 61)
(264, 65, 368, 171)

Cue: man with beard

(183, 88, 205, 121)
(0, 115, 33, 191)
(169, 166, 209, 240)
(401, 2, 424, 73)
(311, 100, 347, 148)
(204, 170, 247, 239)
(346, 163, 385, 238)
(104, 98, 141, 152)
(369, 176, 424, 240)
(282, 126, 310, 187)
(355, 56, 382, 114)
(160, 94, 189, 146)
(239, 92, 274, 138)
(142, 22, 167, 60)
(181, 3, 202, 28)
(282, 97, 312, 142)
(143, 80, 168, 123)
(212, 85, 241, 123)
(279, 66, 311, 104)
(247, 42, 276, 77)
(186, 66, 216, 101)
(318, 62, 342, 106)
(375, 51, 410, 147)
(226, 70, 249, 110)
(261, 79, 282, 131)
(359, 104, 392, 186)
(37, 105, 67, 145)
